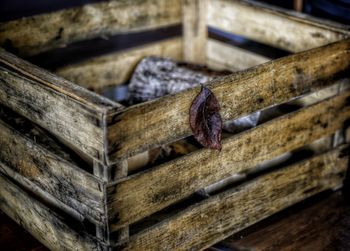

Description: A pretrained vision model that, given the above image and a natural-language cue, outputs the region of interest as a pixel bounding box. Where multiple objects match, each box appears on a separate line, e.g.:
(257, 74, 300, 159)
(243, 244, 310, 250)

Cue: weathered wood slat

(106, 38, 350, 163)
(207, 0, 350, 52)
(108, 89, 350, 230)
(207, 39, 271, 71)
(0, 49, 119, 110)
(0, 109, 105, 225)
(0, 0, 182, 56)
(0, 173, 105, 251)
(55, 38, 183, 91)
(116, 145, 348, 251)
(0, 67, 104, 163)
(182, 0, 207, 64)
(222, 191, 350, 251)
(0, 50, 122, 164)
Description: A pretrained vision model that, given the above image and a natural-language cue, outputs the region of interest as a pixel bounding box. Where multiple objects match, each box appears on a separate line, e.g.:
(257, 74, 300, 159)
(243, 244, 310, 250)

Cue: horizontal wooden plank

(106, 38, 350, 163)
(0, 67, 105, 163)
(55, 37, 183, 91)
(117, 145, 348, 250)
(0, 49, 119, 110)
(222, 191, 349, 251)
(207, 0, 350, 52)
(0, 107, 105, 225)
(0, 50, 122, 164)
(0, 0, 182, 56)
(108, 89, 350, 230)
(0, 173, 106, 251)
(207, 39, 271, 71)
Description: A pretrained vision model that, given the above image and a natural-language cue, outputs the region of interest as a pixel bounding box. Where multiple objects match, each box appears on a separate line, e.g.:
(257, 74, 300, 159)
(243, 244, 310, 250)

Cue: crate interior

(0, 0, 349, 250)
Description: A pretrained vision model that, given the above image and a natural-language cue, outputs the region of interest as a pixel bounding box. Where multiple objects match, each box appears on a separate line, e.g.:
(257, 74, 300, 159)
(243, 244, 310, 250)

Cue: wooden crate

(0, 0, 350, 250)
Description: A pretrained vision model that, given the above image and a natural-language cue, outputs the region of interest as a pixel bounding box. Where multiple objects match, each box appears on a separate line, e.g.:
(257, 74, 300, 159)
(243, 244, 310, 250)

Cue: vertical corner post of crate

(113, 160, 129, 243)
(335, 80, 350, 199)
(93, 159, 129, 244)
(344, 145, 350, 200)
(343, 82, 350, 199)
(182, 0, 208, 64)
(334, 82, 350, 146)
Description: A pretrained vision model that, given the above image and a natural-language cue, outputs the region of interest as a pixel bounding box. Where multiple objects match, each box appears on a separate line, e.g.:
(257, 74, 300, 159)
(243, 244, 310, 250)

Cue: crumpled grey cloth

(128, 56, 261, 133)
(128, 56, 228, 104)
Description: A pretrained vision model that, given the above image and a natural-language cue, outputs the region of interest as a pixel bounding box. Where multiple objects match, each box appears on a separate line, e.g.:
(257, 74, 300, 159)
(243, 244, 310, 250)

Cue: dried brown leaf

(189, 86, 222, 150)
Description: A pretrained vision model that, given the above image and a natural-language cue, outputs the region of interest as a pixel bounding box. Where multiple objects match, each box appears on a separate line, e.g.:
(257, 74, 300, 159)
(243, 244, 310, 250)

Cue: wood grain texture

(0, 0, 182, 56)
(108, 89, 350, 230)
(182, 0, 207, 64)
(55, 38, 183, 91)
(0, 173, 106, 251)
(207, 39, 271, 71)
(0, 49, 118, 109)
(207, 0, 350, 52)
(114, 160, 129, 244)
(106, 38, 350, 163)
(0, 50, 122, 164)
(0, 107, 105, 225)
(223, 191, 350, 251)
(0, 66, 104, 163)
(116, 145, 348, 251)
(0, 210, 48, 251)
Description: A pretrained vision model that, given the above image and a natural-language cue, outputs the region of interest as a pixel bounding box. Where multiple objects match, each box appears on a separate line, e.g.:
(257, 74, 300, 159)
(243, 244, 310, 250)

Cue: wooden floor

(1, 190, 349, 251)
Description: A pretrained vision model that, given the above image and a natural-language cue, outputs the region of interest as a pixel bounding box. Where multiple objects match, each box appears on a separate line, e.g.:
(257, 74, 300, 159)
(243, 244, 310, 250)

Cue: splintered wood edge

(107, 89, 350, 230)
(106, 38, 350, 163)
(0, 173, 107, 251)
(207, 0, 350, 53)
(115, 144, 348, 250)
(0, 0, 182, 56)
(55, 37, 183, 91)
